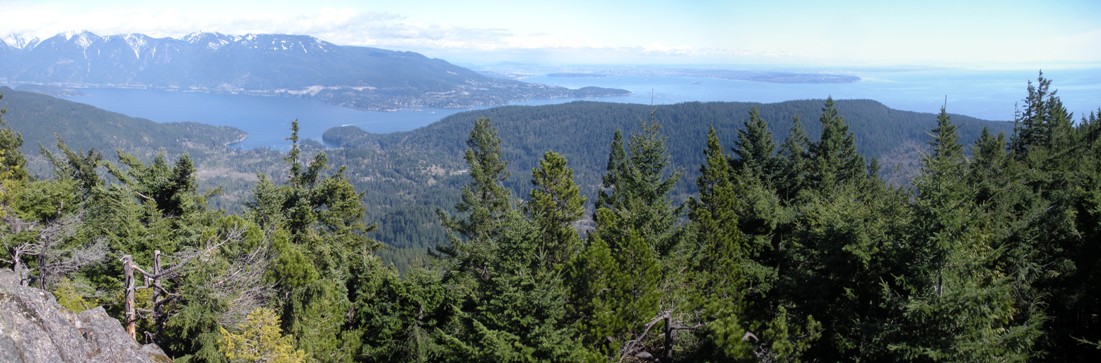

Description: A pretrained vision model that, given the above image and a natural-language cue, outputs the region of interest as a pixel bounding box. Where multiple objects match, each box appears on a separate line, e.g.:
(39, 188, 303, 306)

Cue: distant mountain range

(0, 31, 628, 110)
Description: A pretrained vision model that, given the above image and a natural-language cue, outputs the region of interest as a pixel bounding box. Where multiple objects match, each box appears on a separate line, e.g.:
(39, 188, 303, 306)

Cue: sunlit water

(63, 67, 1100, 149)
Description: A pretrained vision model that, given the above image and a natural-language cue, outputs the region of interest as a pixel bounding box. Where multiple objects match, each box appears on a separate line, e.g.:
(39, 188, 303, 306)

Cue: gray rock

(0, 268, 170, 362)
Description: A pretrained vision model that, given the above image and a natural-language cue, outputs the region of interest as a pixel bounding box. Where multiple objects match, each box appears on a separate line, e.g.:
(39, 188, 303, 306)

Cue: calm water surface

(64, 67, 1101, 149)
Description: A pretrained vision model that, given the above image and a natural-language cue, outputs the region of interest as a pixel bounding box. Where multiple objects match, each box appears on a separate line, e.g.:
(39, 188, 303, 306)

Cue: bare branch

(618, 310, 671, 363)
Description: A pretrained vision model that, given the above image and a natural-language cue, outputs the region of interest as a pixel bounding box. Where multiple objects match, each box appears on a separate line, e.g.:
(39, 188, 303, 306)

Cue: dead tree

(617, 310, 704, 363)
(121, 227, 272, 342)
(2, 213, 96, 288)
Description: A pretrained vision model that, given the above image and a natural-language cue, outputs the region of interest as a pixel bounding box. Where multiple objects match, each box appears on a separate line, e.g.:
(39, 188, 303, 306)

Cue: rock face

(0, 268, 170, 363)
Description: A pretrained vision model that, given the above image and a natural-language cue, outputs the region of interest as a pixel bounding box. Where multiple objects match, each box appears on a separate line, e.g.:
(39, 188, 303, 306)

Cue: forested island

(1, 73, 1099, 362)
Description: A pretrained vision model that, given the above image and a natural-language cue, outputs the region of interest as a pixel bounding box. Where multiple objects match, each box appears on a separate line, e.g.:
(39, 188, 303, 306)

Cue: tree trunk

(123, 255, 136, 340)
(663, 313, 673, 362)
(38, 239, 48, 290)
(13, 250, 27, 286)
(152, 250, 164, 338)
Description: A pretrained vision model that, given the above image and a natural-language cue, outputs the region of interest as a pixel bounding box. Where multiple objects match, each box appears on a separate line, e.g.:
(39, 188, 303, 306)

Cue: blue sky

(3, 0, 1099, 68)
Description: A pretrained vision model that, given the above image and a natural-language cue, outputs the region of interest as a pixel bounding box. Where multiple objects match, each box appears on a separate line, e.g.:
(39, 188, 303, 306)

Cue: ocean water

(520, 67, 1101, 123)
(62, 67, 1100, 149)
(64, 89, 468, 149)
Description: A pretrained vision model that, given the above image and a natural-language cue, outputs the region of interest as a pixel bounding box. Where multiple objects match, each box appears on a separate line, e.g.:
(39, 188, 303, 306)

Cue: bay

(63, 88, 468, 149)
(61, 67, 1100, 149)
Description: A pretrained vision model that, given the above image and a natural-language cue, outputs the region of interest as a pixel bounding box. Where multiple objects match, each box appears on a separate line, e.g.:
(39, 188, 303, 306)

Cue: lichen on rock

(0, 268, 170, 362)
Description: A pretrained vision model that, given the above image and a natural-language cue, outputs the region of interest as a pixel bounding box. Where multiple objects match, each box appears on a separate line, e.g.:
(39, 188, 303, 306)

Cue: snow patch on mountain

(72, 31, 96, 49)
(123, 34, 148, 59)
(2, 33, 40, 49)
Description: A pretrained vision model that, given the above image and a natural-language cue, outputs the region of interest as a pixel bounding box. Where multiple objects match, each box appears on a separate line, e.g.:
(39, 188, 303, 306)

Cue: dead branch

(618, 310, 671, 363)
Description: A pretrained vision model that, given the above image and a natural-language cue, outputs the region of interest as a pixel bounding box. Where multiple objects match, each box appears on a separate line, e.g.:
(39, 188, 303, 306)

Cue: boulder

(0, 268, 170, 362)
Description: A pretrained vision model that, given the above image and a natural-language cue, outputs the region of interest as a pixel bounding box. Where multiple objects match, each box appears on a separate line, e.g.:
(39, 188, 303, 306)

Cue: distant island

(679, 69, 861, 84)
(523, 68, 861, 84)
(547, 72, 609, 78)
(0, 31, 629, 111)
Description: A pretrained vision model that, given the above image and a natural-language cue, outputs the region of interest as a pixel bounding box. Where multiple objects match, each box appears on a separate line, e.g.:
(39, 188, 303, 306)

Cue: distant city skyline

(3, 0, 1099, 69)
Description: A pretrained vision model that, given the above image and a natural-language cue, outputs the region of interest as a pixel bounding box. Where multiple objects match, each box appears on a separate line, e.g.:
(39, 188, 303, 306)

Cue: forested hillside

(2, 74, 1098, 362)
(0, 86, 307, 210)
(0, 86, 244, 158)
(323, 99, 1014, 263)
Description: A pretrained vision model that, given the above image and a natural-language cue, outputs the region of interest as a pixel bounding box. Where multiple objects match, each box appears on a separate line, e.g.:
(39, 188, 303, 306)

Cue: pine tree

(219, 307, 307, 363)
(1009, 74, 1101, 361)
(606, 120, 682, 255)
(572, 120, 680, 359)
(240, 120, 377, 362)
(597, 130, 627, 211)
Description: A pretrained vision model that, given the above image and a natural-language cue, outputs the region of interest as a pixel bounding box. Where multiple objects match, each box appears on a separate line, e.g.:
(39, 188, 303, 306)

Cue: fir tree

(437, 117, 513, 281)
(686, 127, 753, 359)
(889, 106, 1040, 362)
(526, 151, 585, 272)
(733, 107, 778, 181)
(777, 114, 811, 201)
(808, 97, 865, 192)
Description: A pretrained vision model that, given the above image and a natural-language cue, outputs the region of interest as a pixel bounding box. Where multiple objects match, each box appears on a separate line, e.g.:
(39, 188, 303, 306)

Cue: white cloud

(2, 0, 1097, 68)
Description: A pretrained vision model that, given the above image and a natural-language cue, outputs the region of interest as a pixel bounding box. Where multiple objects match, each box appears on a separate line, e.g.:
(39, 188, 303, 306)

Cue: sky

(2, 0, 1100, 68)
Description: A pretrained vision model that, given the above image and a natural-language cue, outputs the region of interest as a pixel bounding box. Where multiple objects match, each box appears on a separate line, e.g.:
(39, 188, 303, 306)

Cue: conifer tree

(808, 97, 865, 192)
(686, 127, 753, 359)
(0, 95, 28, 183)
(572, 120, 679, 359)
(733, 107, 777, 180)
(436, 117, 512, 280)
(527, 151, 585, 271)
(888, 107, 1041, 362)
(777, 115, 811, 201)
(241, 120, 377, 362)
(596, 130, 627, 211)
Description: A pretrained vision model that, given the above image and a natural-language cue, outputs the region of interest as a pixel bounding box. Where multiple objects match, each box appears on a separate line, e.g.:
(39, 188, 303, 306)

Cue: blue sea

(63, 67, 1101, 149)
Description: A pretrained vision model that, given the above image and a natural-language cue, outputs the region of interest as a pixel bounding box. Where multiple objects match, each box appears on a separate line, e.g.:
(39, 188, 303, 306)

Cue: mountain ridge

(0, 31, 629, 111)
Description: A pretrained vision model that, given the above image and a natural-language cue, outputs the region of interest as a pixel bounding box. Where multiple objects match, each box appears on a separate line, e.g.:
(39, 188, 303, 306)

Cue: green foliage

(0, 93, 29, 183)
(808, 97, 866, 192)
(4, 73, 1100, 363)
(685, 127, 754, 359)
(733, 107, 778, 180)
(526, 151, 585, 271)
(886, 106, 1041, 362)
(219, 307, 307, 363)
(52, 276, 97, 312)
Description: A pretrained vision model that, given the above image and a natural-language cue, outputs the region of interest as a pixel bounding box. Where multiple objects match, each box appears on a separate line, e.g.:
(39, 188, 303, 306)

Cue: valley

(2, 3, 1099, 358)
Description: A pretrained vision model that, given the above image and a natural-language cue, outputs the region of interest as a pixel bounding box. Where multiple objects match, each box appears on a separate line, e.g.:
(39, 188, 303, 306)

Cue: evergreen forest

(1, 73, 1100, 362)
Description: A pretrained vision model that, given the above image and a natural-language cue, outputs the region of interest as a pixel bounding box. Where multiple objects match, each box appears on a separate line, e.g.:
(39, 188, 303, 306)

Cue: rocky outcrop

(0, 268, 170, 363)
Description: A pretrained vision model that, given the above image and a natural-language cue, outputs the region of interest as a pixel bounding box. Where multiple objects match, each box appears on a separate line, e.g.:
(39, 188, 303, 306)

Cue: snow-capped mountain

(0, 31, 626, 110)
(1, 33, 41, 49)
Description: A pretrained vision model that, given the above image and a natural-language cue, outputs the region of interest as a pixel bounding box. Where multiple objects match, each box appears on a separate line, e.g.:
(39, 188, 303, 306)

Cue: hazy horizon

(3, 0, 1099, 69)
